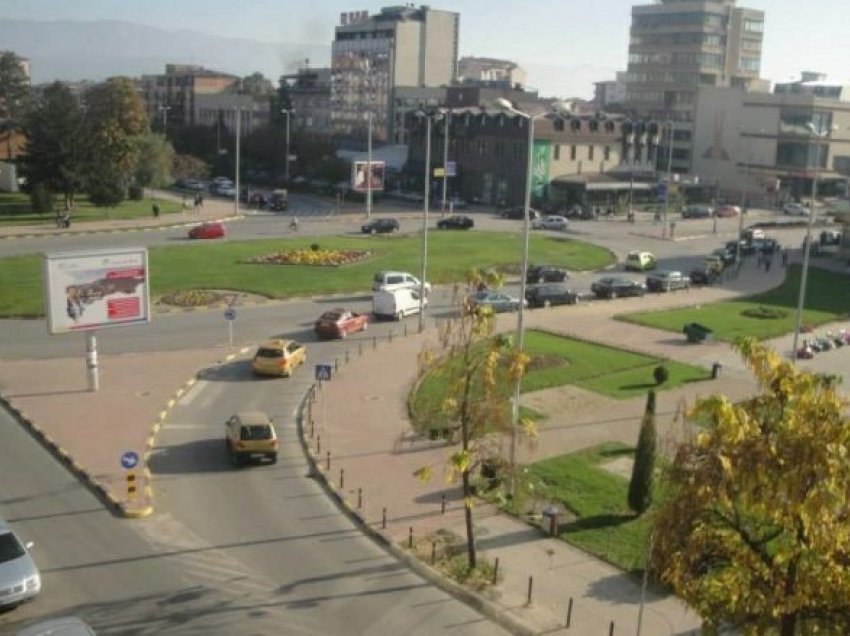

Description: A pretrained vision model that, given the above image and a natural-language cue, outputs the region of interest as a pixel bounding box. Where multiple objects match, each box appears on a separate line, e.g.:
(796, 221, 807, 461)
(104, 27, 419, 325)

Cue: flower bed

(160, 289, 222, 307)
(246, 248, 371, 267)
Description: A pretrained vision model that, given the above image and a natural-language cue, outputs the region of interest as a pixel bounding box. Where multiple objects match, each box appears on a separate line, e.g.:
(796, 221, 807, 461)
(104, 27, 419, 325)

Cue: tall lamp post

(441, 109, 451, 212)
(366, 111, 373, 219)
(790, 123, 834, 360)
(416, 110, 438, 333)
(281, 108, 293, 183)
(158, 105, 171, 135)
(662, 121, 675, 239)
(234, 107, 241, 216)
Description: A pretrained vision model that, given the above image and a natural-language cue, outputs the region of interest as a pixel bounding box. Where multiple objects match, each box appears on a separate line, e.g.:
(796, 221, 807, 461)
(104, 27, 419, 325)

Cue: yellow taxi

(251, 339, 306, 377)
(625, 251, 657, 272)
(225, 412, 278, 465)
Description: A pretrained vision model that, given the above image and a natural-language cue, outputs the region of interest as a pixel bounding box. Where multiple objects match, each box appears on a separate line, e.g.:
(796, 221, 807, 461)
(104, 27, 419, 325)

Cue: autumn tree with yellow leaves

(415, 268, 534, 570)
(652, 338, 850, 635)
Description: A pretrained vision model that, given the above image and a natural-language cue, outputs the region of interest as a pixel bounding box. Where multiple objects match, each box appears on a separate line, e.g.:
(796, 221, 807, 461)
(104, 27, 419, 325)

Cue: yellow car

(251, 339, 306, 377)
(703, 255, 726, 274)
(225, 411, 278, 465)
(625, 251, 657, 272)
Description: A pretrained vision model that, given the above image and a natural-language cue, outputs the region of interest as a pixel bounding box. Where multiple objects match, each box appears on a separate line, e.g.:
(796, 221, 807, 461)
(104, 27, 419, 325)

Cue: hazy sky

(2, 0, 847, 98)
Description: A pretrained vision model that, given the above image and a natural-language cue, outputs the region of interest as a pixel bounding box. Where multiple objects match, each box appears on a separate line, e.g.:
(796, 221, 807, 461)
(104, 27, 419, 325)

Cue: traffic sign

(221, 293, 238, 307)
(224, 308, 237, 321)
(120, 451, 139, 470)
(315, 364, 333, 382)
(446, 161, 457, 177)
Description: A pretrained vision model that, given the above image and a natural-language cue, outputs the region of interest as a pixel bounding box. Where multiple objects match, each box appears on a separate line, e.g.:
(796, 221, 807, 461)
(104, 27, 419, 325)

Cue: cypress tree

(628, 390, 657, 515)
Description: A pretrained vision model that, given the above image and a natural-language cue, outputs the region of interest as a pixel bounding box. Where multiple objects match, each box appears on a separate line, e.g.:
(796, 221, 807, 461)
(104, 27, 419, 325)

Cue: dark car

(591, 277, 646, 299)
(361, 218, 400, 234)
(526, 265, 568, 284)
(681, 205, 713, 219)
(820, 230, 842, 246)
(500, 207, 540, 220)
(689, 267, 717, 286)
(752, 237, 782, 254)
(525, 283, 579, 308)
(645, 270, 691, 292)
(711, 246, 737, 266)
(436, 215, 474, 230)
(726, 239, 756, 257)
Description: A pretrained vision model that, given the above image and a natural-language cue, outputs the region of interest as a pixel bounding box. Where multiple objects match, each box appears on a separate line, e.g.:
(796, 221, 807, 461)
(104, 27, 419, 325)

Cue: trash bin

(541, 505, 561, 536)
(712, 362, 723, 379)
(683, 322, 714, 343)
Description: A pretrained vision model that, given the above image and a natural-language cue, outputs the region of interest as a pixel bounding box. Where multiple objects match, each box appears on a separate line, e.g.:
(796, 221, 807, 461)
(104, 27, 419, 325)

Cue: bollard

(373, 336, 378, 350)
(357, 487, 363, 509)
(316, 435, 321, 455)
(382, 507, 387, 529)
(441, 493, 446, 514)
(608, 621, 614, 636)
(566, 597, 573, 628)
(526, 576, 534, 605)
(408, 526, 413, 548)
(492, 557, 499, 584)
(326, 451, 331, 471)
(359, 342, 363, 356)
(345, 349, 350, 364)
(334, 358, 339, 372)
(339, 468, 345, 489)
(431, 541, 436, 565)
(310, 418, 315, 439)
(404, 323, 408, 337)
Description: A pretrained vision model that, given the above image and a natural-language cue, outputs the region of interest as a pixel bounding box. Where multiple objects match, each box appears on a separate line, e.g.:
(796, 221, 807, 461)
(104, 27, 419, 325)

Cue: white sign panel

(43, 247, 150, 334)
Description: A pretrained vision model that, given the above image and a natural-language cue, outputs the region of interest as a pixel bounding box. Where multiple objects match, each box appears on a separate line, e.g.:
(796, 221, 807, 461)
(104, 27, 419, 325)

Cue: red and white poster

(43, 248, 150, 334)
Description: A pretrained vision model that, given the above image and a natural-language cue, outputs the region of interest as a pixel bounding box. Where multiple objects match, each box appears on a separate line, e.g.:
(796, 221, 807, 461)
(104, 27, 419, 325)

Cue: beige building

(457, 57, 526, 89)
(194, 93, 271, 138)
(692, 82, 850, 203)
(331, 5, 459, 144)
(140, 64, 239, 129)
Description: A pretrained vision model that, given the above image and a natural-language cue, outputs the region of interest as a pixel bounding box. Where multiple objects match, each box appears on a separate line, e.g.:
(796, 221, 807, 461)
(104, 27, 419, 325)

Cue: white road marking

(178, 379, 206, 405)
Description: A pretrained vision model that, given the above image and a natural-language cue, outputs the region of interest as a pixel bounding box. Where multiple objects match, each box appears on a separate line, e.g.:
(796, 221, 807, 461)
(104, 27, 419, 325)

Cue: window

(588, 145, 595, 160)
(739, 57, 760, 73)
(570, 145, 577, 160)
(554, 144, 561, 160)
(743, 20, 764, 33)
(604, 145, 611, 161)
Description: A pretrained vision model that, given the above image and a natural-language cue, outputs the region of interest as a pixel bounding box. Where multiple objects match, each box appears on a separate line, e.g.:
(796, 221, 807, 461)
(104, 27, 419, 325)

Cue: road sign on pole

(315, 364, 333, 382)
(224, 308, 237, 321)
(120, 450, 139, 470)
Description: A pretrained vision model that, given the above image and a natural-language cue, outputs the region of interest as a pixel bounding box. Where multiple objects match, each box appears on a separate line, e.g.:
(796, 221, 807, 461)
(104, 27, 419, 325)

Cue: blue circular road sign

(121, 451, 140, 470)
(224, 308, 237, 321)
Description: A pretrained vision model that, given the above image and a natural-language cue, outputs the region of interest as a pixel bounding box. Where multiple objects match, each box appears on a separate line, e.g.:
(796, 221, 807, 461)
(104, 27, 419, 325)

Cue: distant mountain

(0, 19, 331, 83)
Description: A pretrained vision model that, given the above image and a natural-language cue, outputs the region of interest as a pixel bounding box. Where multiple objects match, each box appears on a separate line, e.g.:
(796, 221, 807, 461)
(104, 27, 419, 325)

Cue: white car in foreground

(532, 215, 569, 231)
(783, 202, 811, 216)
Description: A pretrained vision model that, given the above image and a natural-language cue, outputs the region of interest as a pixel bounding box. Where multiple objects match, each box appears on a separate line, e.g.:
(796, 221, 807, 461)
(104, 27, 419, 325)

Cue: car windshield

(256, 347, 284, 359)
(320, 312, 341, 321)
(240, 425, 273, 441)
(0, 532, 25, 563)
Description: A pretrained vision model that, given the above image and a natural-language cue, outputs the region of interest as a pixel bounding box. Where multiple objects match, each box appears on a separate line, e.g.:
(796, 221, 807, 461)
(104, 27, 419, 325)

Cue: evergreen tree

(628, 389, 657, 515)
(0, 50, 31, 160)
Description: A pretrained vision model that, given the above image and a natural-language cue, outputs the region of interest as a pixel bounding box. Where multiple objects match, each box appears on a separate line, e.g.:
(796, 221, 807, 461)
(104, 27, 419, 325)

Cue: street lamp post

(418, 112, 433, 333)
(441, 109, 451, 212)
(662, 121, 675, 239)
(159, 105, 171, 135)
(281, 109, 293, 183)
(234, 107, 241, 216)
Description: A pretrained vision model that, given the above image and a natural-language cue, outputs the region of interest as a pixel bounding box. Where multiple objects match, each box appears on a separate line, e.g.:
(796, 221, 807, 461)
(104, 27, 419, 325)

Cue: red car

(188, 222, 225, 239)
(714, 205, 740, 218)
(314, 308, 369, 339)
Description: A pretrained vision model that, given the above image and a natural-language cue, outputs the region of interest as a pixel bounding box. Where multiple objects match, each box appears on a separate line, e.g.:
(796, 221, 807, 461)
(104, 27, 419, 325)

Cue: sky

(2, 0, 848, 98)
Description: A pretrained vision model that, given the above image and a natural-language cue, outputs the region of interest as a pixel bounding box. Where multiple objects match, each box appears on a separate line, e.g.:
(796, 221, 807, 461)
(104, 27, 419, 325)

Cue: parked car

(526, 265, 568, 284)
(751, 237, 782, 254)
(645, 270, 691, 292)
(216, 184, 237, 198)
(0, 518, 41, 609)
(251, 339, 306, 377)
(372, 271, 431, 295)
(248, 192, 269, 208)
(624, 251, 657, 271)
(820, 230, 842, 246)
(362, 218, 400, 234)
(525, 283, 579, 308)
(726, 239, 756, 257)
(703, 255, 727, 275)
(468, 291, 526, 313)
(269, 189, 288, 211)
(714, 204, 741, 217)
(225, 411, 278, 465)
(564, 204, 594, 219)
(681, 205, 713, 219)
(436, 215, 474, 230)
(188, 222, 225, 240)
(373, 289, 426, 321)
(711, 246, 737, 266)
(783, 202, 811, 216)
(689, 266, 717, 286)
(500, 207, 540, 220)
(591, 277, 646, 299)
(532, 215, 569, 231)
(314, 308, 369, 339)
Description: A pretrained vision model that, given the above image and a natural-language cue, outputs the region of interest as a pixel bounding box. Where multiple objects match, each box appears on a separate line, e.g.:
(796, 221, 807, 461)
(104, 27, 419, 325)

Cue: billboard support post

(86, 331, 99, 392)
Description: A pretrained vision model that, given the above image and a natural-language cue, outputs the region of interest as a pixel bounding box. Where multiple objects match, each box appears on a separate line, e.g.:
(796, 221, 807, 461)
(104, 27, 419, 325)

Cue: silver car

(468, 291, 527, 313)
(0, 519, 41, 608)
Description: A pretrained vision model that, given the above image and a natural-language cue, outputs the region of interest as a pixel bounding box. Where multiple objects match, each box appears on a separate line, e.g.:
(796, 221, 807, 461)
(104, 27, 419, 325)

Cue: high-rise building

(331, 5, 459, 145)
(625, 0, 765, 172)
(282, 67, 333, 138)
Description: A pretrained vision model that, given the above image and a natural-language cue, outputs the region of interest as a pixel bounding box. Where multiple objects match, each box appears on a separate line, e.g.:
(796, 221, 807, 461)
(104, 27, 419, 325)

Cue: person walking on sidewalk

(152, 203, 160, 218)
(782, 249, 789, 267)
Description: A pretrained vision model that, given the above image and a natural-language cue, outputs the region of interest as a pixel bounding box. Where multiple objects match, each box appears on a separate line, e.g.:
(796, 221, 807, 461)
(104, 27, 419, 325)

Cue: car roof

(234, 411, 272, 425)
(17, 617, 97, 636)
(258, 338, 295, 350)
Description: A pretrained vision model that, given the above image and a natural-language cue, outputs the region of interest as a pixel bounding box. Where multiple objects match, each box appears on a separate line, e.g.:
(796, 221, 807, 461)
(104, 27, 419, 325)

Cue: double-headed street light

(661, 121, 676, 240)
(281, 108, 294, 183)
(158, 105, 171, 135)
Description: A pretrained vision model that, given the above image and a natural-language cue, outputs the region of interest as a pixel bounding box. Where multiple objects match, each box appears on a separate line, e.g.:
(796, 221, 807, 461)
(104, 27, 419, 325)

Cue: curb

(0, 214, 244, 241)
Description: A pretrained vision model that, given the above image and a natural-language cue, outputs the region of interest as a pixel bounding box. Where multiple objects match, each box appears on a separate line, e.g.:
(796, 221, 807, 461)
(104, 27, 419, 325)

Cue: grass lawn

(0, 192, 182, 227)
(512, 443, 656, 573)
(0, 232, 614, 317)
(619, 266, 850, 341)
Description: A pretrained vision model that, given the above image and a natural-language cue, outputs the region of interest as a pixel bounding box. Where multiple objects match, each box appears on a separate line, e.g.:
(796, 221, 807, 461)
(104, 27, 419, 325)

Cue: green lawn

(0, 192, 182, 227)
(0, 232, 614, 317)
(517, 443, 656, 572)
(620, 266, 850, 341)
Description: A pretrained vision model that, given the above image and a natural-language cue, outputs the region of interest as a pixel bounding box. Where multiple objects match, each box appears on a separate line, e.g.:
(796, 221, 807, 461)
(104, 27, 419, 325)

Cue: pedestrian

(765, 256, 772, 273)
(152, 203, 160, 218)
(782, 249, 789, 267)
(197, 192, 204, 208)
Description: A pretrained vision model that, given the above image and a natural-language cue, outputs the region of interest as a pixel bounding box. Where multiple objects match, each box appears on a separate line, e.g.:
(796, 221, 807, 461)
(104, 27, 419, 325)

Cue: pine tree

(628, 390, 657, 514)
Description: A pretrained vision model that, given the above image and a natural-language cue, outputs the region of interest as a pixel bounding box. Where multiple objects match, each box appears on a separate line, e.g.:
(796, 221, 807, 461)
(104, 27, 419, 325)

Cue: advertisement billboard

(351, 160, 386, 193)
(43, 247, 150, 335)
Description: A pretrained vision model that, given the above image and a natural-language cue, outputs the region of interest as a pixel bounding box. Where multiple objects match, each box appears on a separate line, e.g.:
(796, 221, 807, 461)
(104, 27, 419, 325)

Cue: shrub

(628, 390, 657, 515)
(653, 365, 669, 386)
(310, 243, 321, 252)
(30, 183, 55, 215)
(127, 184, 144, 201)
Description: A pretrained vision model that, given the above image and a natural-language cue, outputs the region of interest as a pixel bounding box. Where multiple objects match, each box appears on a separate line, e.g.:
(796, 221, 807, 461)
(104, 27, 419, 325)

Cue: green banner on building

(531, 140, 551, 199)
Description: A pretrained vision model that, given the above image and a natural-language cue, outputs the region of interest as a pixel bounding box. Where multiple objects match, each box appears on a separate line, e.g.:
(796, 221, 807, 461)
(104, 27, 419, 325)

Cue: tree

(240, 72, 274, 97)
(19, 82, 85, 210)
(415, 268, 534, 569)
(0, 51, 30, 160)
(627, 390, 657, 515)
(172, 153, 209, 181)
(134, 132, 174, 190)
(82, 77, 148, 207)
(651, 338, 850, 635)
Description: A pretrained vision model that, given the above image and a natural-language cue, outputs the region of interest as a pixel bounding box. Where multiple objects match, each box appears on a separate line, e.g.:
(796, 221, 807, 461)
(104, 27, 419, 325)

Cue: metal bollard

(339, 468, 345, 489)
(431, 541, 436, 565)
(334, 358, 339, 372)
(357, 487, 362, 509)
(359, 342, 363, 356)
(441, 493, 446, 514)
(404, 323, 408, 337)
(345, 349, 350, 364)
(566, 597, 573, 628)
(316, 435, 321, 454)
(526, 576, 533, 605)
(326, 451, 331, 471)
(310, 418, 315, 438)
(408, 526, 413, 548)
(373, 336, 377, 350)
(609, 621, 614, 636)
(382, 507, 387, 529)
(492, 557, 499, 584)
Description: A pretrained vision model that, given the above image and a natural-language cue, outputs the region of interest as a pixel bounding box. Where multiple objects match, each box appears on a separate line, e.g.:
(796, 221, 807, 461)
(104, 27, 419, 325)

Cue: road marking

(178, 379, 206, 405)
(159, 422, 216, 430)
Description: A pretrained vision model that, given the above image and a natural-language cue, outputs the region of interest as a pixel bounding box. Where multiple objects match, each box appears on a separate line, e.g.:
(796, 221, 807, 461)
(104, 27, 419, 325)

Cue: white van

(372, 271, 431, 295)
(373, 289, 426, 321)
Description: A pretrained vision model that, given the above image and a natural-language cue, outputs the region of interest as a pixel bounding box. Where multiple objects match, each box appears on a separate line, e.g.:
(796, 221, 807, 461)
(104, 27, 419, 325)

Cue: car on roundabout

(681, 205, 713, 219)
(500, 207, 540, 221)
(532, 215, 569, 231)
(624, 251, 657, 271)
(314, 308, 369, 339)
(467, 291, 526, 313)
(361, 218, 400, 234)
(714, 204, 741, 218)
(783, 202, 811, 216)
(525, 283, 579, 308)
(0, 518, 41, 609)
(591, 277, 646, 299)
(645, 270, 691, 292)
(188, 222, 226, 240)
(526, 265, 568, 284)
(689, 266, 718, 286)
(224, 412, 278, 466)
(251, 339, 306, 377)
(436, 215, 474, 230)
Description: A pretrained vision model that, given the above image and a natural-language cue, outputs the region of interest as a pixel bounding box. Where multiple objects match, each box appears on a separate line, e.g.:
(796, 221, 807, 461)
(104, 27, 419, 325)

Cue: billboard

(351, 160, 386, 193)
(43, 247, 150, 335)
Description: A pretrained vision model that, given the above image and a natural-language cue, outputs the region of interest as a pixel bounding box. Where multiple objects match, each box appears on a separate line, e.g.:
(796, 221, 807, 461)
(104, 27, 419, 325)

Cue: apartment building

(331, 5, 459, 145)
(282, 67, 333, 137)
(457, 57, 526, 89)
(140, 64, 239, 129)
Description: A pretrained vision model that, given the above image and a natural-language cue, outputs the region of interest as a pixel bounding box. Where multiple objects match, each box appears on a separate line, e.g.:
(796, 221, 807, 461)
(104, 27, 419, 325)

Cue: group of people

(181, 193, 205, 211)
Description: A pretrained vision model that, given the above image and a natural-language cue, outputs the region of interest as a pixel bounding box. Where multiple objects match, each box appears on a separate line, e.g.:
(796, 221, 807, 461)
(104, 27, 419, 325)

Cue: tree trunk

(462, 467, 476, 569)
(779, 613, 796, 636)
